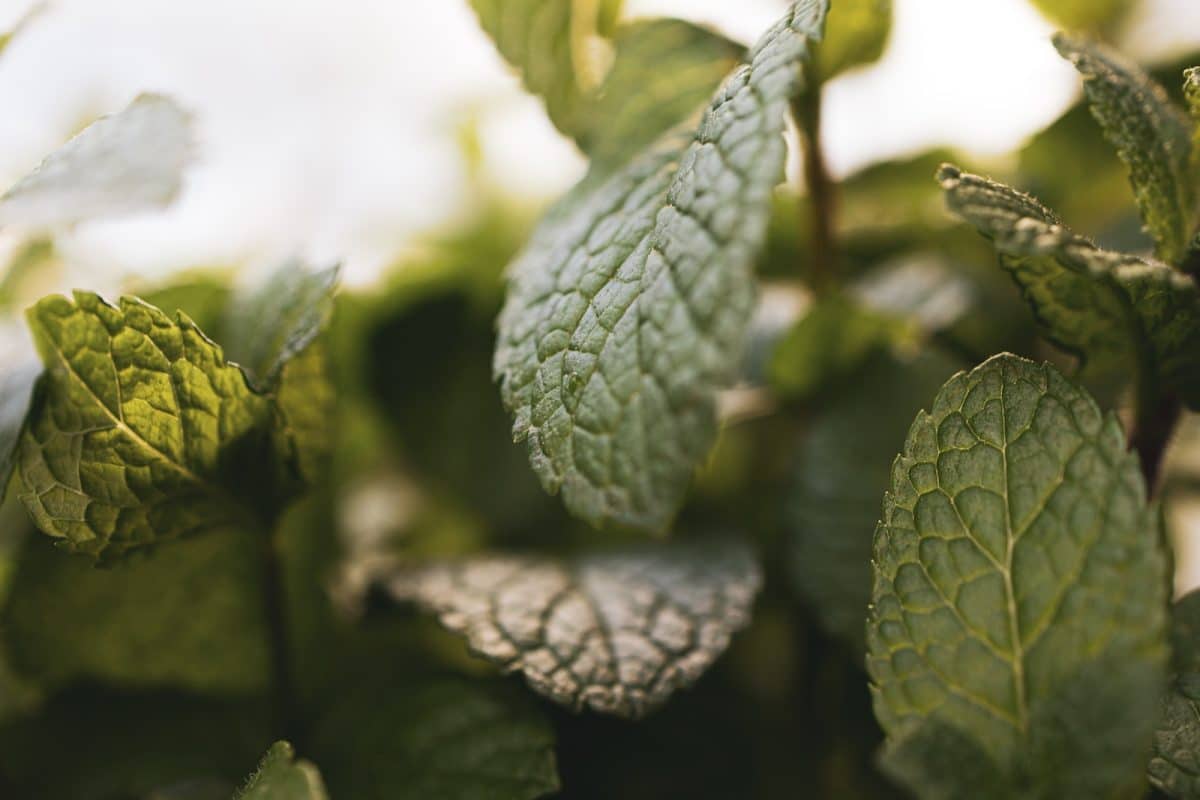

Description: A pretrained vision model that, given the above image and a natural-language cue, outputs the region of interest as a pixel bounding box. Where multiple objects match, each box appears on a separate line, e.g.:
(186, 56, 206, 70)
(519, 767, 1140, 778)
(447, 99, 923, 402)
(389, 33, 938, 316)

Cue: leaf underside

(386, 540, 762, 718)
(494, 0, 829, 530)
(867, 354, 1167, 795)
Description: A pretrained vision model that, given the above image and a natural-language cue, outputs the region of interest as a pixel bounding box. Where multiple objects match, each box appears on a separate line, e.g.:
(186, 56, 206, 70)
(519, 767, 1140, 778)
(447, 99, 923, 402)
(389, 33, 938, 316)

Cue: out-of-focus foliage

(1028, 0, 1135, 39)
(816, 0, 891, 80)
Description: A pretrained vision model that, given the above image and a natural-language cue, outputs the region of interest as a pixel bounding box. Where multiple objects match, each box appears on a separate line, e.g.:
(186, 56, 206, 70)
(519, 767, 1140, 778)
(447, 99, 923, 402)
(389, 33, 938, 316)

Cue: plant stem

(793, 86, 838, 293)
(1130, 372, 1180, 494)
(258, 525, 298, 742)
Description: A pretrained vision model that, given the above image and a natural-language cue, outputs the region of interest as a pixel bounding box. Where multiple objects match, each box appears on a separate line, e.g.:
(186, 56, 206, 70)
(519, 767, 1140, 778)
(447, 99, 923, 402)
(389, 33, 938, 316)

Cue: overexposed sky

(0, 0, 1196, 287)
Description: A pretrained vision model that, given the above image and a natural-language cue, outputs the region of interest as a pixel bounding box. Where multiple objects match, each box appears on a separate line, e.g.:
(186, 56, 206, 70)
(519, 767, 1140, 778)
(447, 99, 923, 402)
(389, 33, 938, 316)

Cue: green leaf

(224, 261, 338, 391)
(384, 539, 761, 717)
(0, 352, 38, 503)
(583, 19, 743, 169)
(878, 719, 1010, 800)
(817, 0, 891, 80)
(867, 354, 1168, 795)
(308, 675, 559, 800)
(938, 165, 1200, 409)
(1054, 35, 1198, 265)
(1149, 591, 1200, 798)
(787, 348, 963, 652)
(495, 1, 829, 530)
(17, 291, 274, 558)
(235, 741, 328, 800)
(1187, 67, 1200, 122)
(273, 342, 333, 485)
(1028, 0, 1136, 36)
(0, 93, 194, 230)
(2, 528, 268, 694)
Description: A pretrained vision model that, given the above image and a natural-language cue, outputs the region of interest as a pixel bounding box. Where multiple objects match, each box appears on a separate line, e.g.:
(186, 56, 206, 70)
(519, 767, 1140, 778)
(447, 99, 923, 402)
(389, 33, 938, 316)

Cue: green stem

(793, 86, 838, 293)
(258, 525, 298, 742)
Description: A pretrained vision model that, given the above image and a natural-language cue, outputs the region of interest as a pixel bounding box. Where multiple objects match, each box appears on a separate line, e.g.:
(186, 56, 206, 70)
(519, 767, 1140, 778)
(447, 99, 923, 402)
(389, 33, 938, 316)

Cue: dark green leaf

(1149, 591, 1200, 798)
(817, 0, 891, 80)
(495, 1, 829, 530)
(384, 539, 761, 717)
(1054, 35, 1198, 264)
(867, 354, 1168, 795)
(235, 741, 328, 800)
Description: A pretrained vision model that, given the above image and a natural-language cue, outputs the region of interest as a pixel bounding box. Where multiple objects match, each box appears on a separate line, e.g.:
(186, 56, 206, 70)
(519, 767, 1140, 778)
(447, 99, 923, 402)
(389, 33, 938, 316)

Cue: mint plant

(0, 0, 1199, 798)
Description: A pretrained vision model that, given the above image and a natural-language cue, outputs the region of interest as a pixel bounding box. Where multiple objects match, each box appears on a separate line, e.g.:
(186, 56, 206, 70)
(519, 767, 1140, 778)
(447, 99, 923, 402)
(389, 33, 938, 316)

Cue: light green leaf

(309, 676, 559, 800)
(0, 353, 39, 503)
(2, 528, 268, 694)
(1149, 591, 1200, 798)
(817, 0, 891, 80)
(384, 539, 761, 717)
(583, 18, 743, 169)
(0, 93, 194, 230)
(235, 741, 328, 800)
(787, 349, 962, 652)
(495, 1, 829, 530)
(938, 165, 1200, 409)
(224, 260, 338, 390)
(867, 354, 1168, 795)
(1054, 35, 1198, 265)
(17, 291, 274, 558)
(1029, 0, 1136, 36)
(273, 342, 333, 485)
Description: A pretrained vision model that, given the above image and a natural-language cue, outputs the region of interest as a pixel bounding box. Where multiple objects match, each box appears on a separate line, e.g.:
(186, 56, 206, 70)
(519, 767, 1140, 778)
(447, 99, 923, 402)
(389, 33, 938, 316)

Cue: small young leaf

(938, 165, 1200, 409)
(17, 291, 274, 558)
(1149, 591, 1200, 798)
(867, 354, 1168, 795)
(2, 529, 268, 694)
(1054, 35, 1198, 265)
(235, 741, 328, 800)
(817, 0, 891, 80)
(384, 539, 761, 717)
(0, 93, 194, 230)
(309, 676, 559, 800)
(495, 1, 829, 530)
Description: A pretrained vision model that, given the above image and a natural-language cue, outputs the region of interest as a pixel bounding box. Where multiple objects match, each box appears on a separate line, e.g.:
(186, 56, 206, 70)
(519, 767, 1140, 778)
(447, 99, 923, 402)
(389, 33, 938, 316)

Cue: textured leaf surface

(494, 1, 828, 530)
(939, 165, 1200, 408)
(2, 529, 268, 693)
(309, 676, 559, 800)
(0, 93, 193, 229)
(236, 742, 328, 800)
(584, 19, 743, 169)
(1150, 591, 1200, 798)
(386, 540, 761, 717)
(867, 354, 1168, 794)
(1054, 35, 1198, 264)
(0, 351, 39, 502)
(17, 291, 273, 557)
(817, 0, 891, 79)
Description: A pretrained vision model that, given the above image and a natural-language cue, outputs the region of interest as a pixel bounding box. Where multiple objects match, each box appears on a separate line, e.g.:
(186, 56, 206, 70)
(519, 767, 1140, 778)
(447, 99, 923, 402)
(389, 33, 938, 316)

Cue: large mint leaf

(17, 291, 273, 558)
(309, 676, 559, 800)
(1149, 590, 1200, 798)
(384, 539, 761, 717)
(0, 94, 194, 230)
(584, 18, 743, 170)
(2, 529, 268, 694)
(938, 165, 1200, 409)
(867, 354, 1168, 796)
(495, 1, 828, 530)
(235, 742, 328, 800)
(1054, 35, 1198, 265)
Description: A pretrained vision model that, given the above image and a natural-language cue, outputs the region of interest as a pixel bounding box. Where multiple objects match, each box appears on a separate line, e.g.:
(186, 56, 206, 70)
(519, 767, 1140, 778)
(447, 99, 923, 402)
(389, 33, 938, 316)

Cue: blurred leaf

(0, 238, 57, 310)
(788, 348, 962, 652)
(0, 687, 270, 799)
(308, 675, 559, 800)
(0, 94, 194, 230)
(2, 528, 268, 694)
(1028, 0, 1135, 38)
(584, 18, 743, 169)
(234, 741, 328, 800)
(383, 539, 761, 717)
(817, 0, 891, 80)
(1149, 590, 1200, 798)
(495, 2, 828, 530)
(140, 275, 233, 335)
(1055, 35, 1198, 265)
(273, 342, 333, 486)
(868, 355, 1167, 796)
(0, 353, 38, 503)
(939, 165, 1200, 409)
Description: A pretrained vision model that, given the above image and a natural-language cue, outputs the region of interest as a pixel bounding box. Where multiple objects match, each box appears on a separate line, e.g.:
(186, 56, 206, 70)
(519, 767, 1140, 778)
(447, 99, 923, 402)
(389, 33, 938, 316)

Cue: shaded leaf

(1149, 591, 1200, 798)
(2, 529, 268, 694)
(867, 354, 1168, 794)
(309, 675, 559, 800)
(0, 94, 194, 229)
(235, 741, 328, 800)
(878, 719, 1011, 800)
(494, 1, 829, 530)
(17, 291, 274, 558)
(817, 0, 891, 80)
(938, 165, 1200, 409)
(1054, 35, 1198, 264)
(384, 539, 761, 717)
